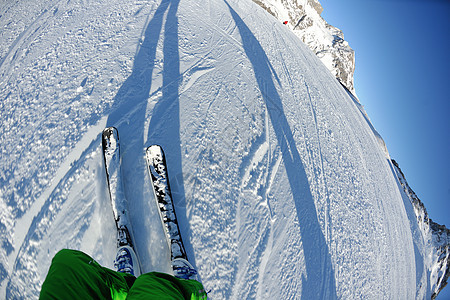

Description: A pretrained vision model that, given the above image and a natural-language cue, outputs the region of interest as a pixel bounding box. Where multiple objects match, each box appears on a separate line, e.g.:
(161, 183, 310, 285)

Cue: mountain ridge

(392, 159, 449, 299)
(252, 0, 356, 94)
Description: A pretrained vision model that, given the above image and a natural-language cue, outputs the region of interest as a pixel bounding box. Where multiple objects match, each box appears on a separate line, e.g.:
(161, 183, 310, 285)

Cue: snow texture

(0, 0, 444, 298)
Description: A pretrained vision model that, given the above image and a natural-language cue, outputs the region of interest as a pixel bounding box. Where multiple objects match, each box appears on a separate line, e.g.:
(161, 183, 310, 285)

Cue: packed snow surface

(0, 0, 421, 298)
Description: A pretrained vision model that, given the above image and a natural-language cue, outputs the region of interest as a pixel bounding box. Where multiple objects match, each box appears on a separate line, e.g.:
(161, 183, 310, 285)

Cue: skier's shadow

(225, 1, 338, 298)
(106, 0, 194, 273)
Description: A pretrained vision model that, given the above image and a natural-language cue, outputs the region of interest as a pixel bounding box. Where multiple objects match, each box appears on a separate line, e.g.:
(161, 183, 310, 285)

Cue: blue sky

(319, 1, 449, 223)
(319, 1, 449, 298)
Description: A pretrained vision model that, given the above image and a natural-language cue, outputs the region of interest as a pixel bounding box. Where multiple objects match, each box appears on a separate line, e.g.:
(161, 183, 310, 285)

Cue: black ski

(102, 127, 134, 248)
(145, 145, 188, 261)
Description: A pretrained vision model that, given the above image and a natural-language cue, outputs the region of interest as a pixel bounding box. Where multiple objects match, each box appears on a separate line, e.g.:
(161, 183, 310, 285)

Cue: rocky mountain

(252, 0, 356, 95)
(392, 160, 449, 299)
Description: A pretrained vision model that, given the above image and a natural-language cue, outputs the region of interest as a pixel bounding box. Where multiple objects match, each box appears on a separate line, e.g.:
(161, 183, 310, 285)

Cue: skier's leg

(127, 272, 207, 300)
(40, 249, 135, 299)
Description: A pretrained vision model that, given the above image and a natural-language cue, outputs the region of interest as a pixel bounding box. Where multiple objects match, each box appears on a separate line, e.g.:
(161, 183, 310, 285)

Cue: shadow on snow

(225, 1, 338, 298)
(106, 0, 337, 296)
(105, 0, 196, 272)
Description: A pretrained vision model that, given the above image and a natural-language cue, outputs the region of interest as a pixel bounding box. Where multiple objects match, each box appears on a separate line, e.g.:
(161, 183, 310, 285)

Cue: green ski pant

(40, 249, 207, 300)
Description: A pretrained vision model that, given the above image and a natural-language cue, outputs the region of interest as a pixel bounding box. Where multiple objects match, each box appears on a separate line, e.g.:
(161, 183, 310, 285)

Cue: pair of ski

(101, 127, 189, 277)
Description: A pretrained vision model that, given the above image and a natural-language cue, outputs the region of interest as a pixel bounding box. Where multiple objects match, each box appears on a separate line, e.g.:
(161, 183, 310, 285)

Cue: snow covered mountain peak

(392, 160, 450, 299)
(253, 0, 356, 94)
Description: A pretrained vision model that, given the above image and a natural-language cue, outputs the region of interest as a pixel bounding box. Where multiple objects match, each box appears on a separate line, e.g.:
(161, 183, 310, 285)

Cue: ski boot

(114, 245, 141, 277)
(172, 258, 199, 281)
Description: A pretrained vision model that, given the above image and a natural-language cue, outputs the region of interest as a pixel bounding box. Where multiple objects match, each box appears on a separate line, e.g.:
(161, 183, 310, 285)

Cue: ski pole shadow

(105, 0, 168, 271)
(106, 0, 196, 272)
(144, 0, 198, 274)
(225, 1, 338, 298)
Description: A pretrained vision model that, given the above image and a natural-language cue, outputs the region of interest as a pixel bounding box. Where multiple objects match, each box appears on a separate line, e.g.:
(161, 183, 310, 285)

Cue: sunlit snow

(0, 0, 434, 298)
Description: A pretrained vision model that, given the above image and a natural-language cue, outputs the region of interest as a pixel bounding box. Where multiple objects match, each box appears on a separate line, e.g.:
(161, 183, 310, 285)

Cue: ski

(102, 127, 135, 249)
(145, 145, 188, 262)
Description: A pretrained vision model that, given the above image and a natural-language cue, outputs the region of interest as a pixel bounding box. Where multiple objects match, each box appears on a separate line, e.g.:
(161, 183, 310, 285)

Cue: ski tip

(146, 144, 162, 150)
(146, 145, 164, 156)
(102, 126, 118, 137)
(102, 127, 119, 145)
(102, 127, 120, 152)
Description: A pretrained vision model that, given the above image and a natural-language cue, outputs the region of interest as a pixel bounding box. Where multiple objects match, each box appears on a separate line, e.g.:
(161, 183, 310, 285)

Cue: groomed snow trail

(0, 0, 417, 298)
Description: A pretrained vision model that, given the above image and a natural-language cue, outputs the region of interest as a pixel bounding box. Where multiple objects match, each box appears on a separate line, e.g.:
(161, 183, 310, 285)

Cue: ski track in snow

(5, 116, 107, 284)
(0, 0, 421, 298)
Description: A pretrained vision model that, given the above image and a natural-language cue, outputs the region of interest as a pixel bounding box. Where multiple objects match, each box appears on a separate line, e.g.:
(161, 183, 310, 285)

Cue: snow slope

(0, 0, 422, 298)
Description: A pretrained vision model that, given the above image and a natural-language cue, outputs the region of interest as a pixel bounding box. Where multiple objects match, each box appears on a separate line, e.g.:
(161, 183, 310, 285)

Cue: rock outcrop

(253, 0, 356, 95)
(392, 159, 449, 299)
